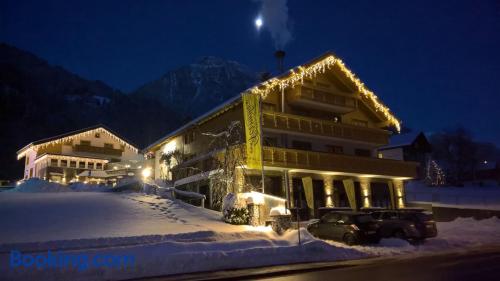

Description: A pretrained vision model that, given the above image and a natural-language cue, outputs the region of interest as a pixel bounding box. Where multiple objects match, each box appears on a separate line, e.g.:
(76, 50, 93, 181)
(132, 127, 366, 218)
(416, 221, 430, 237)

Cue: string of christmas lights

(245, 54, 401, 132)
(17, 127, 138, 159)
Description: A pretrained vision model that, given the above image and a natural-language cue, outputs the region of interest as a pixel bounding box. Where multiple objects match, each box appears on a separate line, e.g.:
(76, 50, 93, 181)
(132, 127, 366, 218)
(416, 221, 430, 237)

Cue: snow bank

(8, 178, 71, 192)
(69, 183, 111, 192)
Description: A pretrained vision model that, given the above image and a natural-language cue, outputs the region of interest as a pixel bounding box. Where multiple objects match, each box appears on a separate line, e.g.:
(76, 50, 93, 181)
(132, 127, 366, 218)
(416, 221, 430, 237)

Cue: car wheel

(343, 233, 357, 245)
(393, 229, 406, 240)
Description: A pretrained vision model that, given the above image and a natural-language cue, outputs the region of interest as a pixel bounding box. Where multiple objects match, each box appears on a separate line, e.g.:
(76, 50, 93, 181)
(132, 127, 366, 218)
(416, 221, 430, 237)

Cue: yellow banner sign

(242, 93, 262, 170)
(302, 177, 314, 209)
(342, 179, 357, 210)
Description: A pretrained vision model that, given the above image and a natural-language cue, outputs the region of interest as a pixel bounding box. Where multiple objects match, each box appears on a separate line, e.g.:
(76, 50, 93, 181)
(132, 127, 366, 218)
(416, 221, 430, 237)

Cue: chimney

(274, 50, 286, 73)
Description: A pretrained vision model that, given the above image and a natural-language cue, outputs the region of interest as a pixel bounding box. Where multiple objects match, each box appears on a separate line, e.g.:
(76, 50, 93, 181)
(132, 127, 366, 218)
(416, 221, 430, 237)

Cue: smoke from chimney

(255, 0, 292, 49)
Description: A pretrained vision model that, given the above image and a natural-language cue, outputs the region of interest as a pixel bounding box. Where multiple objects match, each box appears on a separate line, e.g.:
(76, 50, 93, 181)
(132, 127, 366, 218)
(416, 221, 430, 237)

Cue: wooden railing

(292, 86, 357, 108)
(262, 111, 390, 145)
(73, 145, 123, 156)
(261, 146, 417, 178)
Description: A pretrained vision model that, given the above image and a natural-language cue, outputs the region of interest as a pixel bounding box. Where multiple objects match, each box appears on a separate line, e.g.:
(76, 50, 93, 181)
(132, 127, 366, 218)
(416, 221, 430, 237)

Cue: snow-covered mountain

(0, 43, 259, 179)
(131, 56, 258, 119)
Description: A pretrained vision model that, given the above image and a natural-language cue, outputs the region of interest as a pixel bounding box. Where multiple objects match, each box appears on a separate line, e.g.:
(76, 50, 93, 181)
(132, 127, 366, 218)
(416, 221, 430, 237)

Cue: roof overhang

(17, 125, 139, 160)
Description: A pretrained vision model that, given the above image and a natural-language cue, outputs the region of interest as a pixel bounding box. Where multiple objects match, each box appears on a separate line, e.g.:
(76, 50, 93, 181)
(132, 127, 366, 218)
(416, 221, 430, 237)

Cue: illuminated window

(50, 159, 58, 166)
(88, 162, 94, 169)
(78, 162, 86, 168)
(60, 160, 68, 167)
(81, 140, 91, 146)
(96, 163, 103, 170)
(70, 161, 77, 168)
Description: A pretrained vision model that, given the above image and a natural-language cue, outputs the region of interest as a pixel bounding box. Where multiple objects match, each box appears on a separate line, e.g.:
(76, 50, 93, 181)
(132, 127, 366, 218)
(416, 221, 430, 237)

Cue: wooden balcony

(262, 111, 390, 145)
(261, 146, 417, 178)
(289, 86, 357, 113)
(73, 145, 123, 157)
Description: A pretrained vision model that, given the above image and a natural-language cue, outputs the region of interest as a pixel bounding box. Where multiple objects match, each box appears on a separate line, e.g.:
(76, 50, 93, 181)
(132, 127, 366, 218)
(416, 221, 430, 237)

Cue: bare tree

(203, 121, 254, 210)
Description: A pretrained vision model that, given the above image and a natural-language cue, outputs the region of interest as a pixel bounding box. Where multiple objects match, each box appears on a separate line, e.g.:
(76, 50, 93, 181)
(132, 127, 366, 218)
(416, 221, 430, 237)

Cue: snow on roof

(379, 132, 422, 150)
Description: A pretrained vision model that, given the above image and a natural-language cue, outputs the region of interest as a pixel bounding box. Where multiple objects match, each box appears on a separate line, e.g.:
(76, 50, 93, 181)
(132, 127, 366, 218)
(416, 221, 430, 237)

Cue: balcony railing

(262, 111, 390, 145)
(73, 145, 123, 157)
(261, 146, 417, 178)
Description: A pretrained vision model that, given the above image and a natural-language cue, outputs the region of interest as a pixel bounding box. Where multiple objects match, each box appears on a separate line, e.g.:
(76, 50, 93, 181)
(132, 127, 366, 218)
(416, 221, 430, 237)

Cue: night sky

(1, 0, 499, 145)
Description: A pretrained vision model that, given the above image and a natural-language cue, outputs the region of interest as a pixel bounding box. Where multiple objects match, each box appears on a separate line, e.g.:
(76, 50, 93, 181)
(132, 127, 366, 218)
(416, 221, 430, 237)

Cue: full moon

(255, 17, 263, 29)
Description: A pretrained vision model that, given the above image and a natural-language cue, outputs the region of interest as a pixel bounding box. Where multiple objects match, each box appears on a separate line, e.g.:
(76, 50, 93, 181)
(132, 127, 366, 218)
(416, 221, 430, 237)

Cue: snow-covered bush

(223, 207, 250, 225)
(222, 193, 250, 225)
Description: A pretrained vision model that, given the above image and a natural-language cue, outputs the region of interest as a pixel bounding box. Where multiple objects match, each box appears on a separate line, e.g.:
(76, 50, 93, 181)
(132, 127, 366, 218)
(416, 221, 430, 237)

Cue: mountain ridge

(0, 42, 257, 179)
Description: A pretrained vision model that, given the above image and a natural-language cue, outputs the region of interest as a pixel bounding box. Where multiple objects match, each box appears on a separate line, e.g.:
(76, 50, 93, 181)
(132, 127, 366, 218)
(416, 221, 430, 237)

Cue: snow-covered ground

(1, 179, 500, 280)
(0, 190, 365, 280)
(406, 180, 500, 210)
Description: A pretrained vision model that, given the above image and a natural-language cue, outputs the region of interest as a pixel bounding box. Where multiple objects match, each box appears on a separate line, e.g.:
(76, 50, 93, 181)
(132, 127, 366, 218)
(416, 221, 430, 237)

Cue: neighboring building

(17, 125, 143, 184)
(144, 53, 418, 218)
(378, 132, 432, 179)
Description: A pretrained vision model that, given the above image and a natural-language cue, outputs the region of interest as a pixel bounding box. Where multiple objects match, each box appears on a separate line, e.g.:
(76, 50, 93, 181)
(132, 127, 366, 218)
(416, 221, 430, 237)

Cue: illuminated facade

(145, 53, 418, 215)
(17, 125, 143, 184)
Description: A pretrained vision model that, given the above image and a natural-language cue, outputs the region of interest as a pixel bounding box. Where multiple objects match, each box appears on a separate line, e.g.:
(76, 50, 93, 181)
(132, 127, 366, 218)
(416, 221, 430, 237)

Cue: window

(96, 163, 103, 170)
(291, 140, 312, 151)
(352, 119, 368, 127)
(80, 140, 91, 146)
(70, 161, 77, 168)
(78, 162, 86, 168)
(262, 102, 276, 112)
(184, 131, 196, 144)
(264, 137, 278, 147)
(95, 133, 100, 138)
(26, 156, 30, 166)
(104, 143, 114, 149)
(60, 160, 68, 167)
(50, 159, 58, 166)
(355, 149, 371, 157)
(88, 162, 94, 169)
(322, 213, 340, 223)
(326, 145, 343, 154)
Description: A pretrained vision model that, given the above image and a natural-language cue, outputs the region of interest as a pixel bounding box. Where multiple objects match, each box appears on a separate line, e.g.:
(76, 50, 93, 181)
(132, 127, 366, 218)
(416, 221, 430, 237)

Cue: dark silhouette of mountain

(0, 43, 180, 179)
(131, 56, 258, 120)
(0, 43, 258, 180)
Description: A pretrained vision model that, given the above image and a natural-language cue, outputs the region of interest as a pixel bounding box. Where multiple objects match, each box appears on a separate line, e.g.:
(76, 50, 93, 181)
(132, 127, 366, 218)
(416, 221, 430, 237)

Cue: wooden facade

(145, 53, 418, 215)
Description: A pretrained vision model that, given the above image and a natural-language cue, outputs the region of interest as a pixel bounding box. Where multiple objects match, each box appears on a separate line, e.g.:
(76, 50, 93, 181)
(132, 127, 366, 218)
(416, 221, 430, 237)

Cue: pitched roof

(379, 132, 423, 150)
(145, 52, 401, 152)
(17, 124, 139, 158)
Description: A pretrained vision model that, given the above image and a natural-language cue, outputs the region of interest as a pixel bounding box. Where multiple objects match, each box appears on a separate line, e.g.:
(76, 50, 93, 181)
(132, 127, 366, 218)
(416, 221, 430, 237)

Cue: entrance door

(333, 180, 349, 207)
(371, 182, 391, 208)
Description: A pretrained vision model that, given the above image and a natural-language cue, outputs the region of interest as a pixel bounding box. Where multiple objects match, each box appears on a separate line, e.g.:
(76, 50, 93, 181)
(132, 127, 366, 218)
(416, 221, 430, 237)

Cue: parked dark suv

(371, 210, 437, 241)
(307, 211, 381, 245)
(371, 211, 421, 241)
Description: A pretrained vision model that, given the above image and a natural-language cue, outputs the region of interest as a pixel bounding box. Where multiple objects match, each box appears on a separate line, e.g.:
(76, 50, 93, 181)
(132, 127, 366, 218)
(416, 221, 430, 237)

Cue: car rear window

(355, 215, 373, 223)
